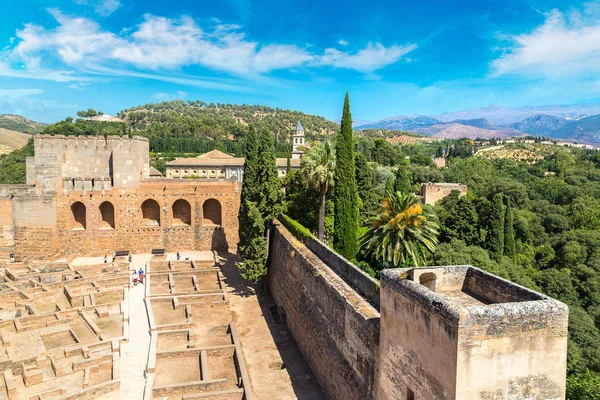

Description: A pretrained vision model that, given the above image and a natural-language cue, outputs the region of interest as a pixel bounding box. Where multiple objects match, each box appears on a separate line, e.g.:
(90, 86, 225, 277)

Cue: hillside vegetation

(118, 100, 339, 141)
(0, 114, 45, 133)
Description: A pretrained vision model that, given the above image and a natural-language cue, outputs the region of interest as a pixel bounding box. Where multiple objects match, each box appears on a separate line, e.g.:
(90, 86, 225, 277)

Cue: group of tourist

(131, 268, 145, 286)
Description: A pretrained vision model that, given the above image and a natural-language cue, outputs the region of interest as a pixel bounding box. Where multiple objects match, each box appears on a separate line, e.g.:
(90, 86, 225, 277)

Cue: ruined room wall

(0, 199, 14, 249)
(378, 270, 459, 400)
(12, 195, 59, 258)
(268, 223, 380, 400)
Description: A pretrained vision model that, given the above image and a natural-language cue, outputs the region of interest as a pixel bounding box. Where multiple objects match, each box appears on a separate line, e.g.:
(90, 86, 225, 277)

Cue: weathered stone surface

(268, 223, 380, 400)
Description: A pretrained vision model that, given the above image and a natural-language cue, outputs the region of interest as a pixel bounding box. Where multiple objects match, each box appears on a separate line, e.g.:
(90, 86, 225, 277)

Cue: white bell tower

(291, 121, 305, 159)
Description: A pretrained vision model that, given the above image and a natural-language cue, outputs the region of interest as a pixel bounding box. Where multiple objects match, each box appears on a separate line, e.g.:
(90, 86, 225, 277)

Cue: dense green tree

(359, 192, 439, 267)
(256, 128, 283, 226)
(504, 198, 517, 259)
(333, 92, 359, 260)
(0, 139, 33, 184)
(236, 200, 268, 282)
(237, 126, 260, 251)
(355, 153, 376, 217)
(487, 193, 505, 260)
(567, 370, 600, 400)
(442, 197, 479, 245)
(571, 196, 600, 230)
(394, 164, 413, 194)
(385, 175, 395, 195)
(301, 140, 336, 240)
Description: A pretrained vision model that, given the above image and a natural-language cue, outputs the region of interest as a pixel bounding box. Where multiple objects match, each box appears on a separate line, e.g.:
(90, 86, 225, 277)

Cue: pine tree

(504, 198, 516, 260)
(333, 92, 359, 260)
(394, 165, 413, 194)
(487, 193, 505, 260)
(257, 128, 283, 226)
(286, 156, 291, 174)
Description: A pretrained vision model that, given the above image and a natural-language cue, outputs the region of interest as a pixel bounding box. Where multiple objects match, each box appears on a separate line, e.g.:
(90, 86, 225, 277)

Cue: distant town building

(420, 182, 467, 205)
(165, 149, 300, 181)
(291, 121, 306, 159)
(84, 114, 125, 123)
(432, 157, 446, 168)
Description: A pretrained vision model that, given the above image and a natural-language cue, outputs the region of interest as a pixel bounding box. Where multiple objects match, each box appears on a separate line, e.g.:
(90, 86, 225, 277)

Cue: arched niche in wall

(172, 199, 191, 226)
(419, 272, 437, 292)
(99, 201, 115, 229)
(71, 202, 86, 230)
(202, 199, 222, 226)
(141, 199, 161, 227)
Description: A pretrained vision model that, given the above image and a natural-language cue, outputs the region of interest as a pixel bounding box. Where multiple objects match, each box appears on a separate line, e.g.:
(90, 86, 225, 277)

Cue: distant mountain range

(355, 103, 600, 144)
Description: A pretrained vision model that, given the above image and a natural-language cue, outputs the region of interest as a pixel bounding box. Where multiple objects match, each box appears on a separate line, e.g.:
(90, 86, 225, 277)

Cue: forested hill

(0, 114, 46, 133)
(118, 100, 339, 141)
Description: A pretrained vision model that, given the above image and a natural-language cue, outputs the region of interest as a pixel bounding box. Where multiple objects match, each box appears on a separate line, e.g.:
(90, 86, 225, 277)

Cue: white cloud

(0, 88, 44, 98)
(67, 82, 88, 90)
(338, 39, 348, 46)
(491, 5, 600, 78)
(72, 0, 122, 16)
(318, 43, 417, 73)
(95, 0, 121, 16)
(2, 9, 414, 83)
(152, 91, 188, 101)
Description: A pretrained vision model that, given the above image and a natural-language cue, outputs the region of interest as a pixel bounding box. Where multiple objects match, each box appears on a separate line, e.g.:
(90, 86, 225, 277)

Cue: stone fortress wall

(0, 135, 241, 259)
(268, 219, 569, 400)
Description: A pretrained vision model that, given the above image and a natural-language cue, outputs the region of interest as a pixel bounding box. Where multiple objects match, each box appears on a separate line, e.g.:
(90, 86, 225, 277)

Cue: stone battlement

(33, 134, 149, 152)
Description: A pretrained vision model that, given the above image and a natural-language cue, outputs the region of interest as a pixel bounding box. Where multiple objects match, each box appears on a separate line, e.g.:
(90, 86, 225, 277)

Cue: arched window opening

(141, 199, 161, 227)
(71, 202, 86, 230)
(203, 199, 222, 226)
(172, 199, 191, 226)
(99, 201, 115, 229)
(419, 273, 437, 292)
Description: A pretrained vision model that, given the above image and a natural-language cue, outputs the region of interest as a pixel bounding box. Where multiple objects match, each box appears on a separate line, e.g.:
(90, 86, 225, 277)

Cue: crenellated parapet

(30, 135, 150, 190)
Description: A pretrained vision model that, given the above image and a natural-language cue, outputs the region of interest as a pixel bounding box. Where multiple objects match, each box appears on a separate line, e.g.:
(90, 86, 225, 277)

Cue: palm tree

(301, 140, 336, 240)
(359, 191, 439, 267)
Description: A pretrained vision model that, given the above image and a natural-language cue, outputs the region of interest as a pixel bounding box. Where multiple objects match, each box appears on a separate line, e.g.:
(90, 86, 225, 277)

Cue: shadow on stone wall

(211, 227, 228, 252)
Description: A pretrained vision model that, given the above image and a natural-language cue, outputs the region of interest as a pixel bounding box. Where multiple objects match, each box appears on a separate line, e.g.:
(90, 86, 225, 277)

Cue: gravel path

(120, 255, 151, 400)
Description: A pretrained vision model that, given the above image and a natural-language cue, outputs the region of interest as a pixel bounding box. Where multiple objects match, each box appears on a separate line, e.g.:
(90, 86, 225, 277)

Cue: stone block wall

(268, 223, 380, 400)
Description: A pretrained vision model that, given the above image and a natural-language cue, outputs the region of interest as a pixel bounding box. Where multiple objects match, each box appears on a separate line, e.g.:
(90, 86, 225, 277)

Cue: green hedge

(280, 215, 313, 243)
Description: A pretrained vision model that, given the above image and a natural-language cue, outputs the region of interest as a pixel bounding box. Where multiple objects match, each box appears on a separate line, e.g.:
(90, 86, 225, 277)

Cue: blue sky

(1, 0, 600, 123)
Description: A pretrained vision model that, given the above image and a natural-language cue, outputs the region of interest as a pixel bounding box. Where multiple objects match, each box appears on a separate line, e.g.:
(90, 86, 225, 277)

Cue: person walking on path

(177, 252, 181, 261)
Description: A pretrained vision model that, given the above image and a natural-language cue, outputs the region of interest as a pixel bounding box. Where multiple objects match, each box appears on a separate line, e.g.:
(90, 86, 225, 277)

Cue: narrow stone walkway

(120, 255, 152, 400)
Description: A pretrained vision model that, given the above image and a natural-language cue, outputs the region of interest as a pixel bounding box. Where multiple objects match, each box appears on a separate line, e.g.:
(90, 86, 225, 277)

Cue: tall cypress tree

(394, 164, 413, 194)
(257, 128, 283, 227)
(333, 92, 359, 260)
(238, 125, 260, 251)
(487, 193, 505, 260)
(504, 198, 516, 260)
(355, 153, 375, 216)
